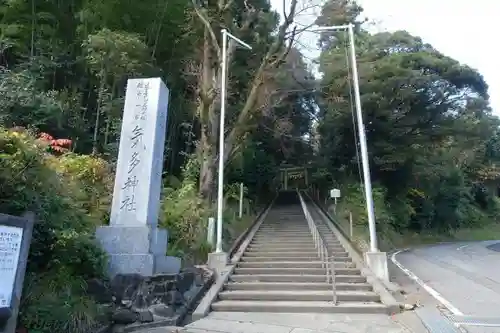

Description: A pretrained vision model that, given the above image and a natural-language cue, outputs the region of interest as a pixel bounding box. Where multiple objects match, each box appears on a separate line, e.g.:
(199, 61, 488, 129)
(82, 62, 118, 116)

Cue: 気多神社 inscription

(120, 81, 150, 213)
(0, 226, 23, 308)
(109, 78, 168, 227)
(96, 78, 181, 277)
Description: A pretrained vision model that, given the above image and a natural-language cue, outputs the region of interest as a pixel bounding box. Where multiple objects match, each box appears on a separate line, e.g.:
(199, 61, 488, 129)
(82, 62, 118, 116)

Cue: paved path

(392, 240, 500, 333)
(140, 311, 430, 333)
(179, 312, 427, 333)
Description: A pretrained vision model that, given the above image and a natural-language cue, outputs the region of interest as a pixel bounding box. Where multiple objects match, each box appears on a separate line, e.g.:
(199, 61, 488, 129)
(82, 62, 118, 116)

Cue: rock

(111, 308, 139, 324)
(137, 309, 154, 323)
(110, 274, 145, 303)
(150, 274, 177, 295)
(104, 267, 211, 331)
(173, 290, 185, 306)
(150, 304, 175, 318)
(176, 271, 195, 293)
(87, 278, 113, 304)
(184, 267, 205, 286)
(400, 303, 418, 311)
(183, 286, 199, 302)
(111, 324, 125, 333)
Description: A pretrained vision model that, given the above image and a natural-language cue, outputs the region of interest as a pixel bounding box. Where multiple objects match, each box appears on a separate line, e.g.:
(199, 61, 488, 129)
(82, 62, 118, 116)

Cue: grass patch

(326, 204, 500, 252)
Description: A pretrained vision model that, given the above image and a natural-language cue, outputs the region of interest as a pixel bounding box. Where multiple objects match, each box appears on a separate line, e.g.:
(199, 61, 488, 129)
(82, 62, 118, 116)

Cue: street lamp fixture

(311, 24, 381, 257)
(216, 29, 252, 253)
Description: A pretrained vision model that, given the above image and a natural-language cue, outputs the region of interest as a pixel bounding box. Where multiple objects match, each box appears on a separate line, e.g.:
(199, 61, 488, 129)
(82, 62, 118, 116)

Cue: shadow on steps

(274, 191, 299, 206)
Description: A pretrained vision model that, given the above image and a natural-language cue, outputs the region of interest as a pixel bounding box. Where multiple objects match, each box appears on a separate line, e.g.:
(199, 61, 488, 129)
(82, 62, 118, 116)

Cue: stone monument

(96, 77, 180, 277)
(0, 212, 35, 333)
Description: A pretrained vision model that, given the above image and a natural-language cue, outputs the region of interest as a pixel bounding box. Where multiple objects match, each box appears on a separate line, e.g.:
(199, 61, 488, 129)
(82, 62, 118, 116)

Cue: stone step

(258, 226, 309, 230)
(211, 300, 388, 314)
(235, 267, 327, 275)
(321, 235, 341, 241)
(247, 246, 318, 252)
(261, 227, 307, 229)
(225, 282, 372, 291)
(243, 251, 320, 258)
(231, 274, 366, 283)
(259, 225, 308, 227)
(250, 240, 314, 245)
(240, 256, 352, 263)
(256, 230, 310, 234)
(252, 237, 314, 242)
(218, 290, 380, 302)
(244, 249, 319, 254)
(244, 250, 349, 257)
(254, 232, 311, 235)
(250, 241, 314, 246)
(237, 261, 357, 269)
(234, 267, 361, 275)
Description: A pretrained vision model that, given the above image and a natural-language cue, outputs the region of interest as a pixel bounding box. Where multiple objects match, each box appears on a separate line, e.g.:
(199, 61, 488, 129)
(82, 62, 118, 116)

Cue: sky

(270, 0, 500, 114)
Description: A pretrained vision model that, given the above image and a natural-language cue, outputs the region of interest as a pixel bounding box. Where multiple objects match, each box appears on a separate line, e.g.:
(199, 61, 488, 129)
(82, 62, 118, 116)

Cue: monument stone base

(207, 251, 228, 278)
(364, 251, 389, 282)
(96, 225, 181, 277)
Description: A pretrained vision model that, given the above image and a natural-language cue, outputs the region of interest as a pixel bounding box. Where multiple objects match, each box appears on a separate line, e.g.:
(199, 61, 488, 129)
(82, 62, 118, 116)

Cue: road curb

(390, 250, 464, 316)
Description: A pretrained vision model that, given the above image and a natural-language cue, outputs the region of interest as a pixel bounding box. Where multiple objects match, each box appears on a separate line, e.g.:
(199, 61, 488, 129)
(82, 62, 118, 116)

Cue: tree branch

(191, 0, 222, 61)
(222, 0, 300, 164)
(269, 26, 297, 68)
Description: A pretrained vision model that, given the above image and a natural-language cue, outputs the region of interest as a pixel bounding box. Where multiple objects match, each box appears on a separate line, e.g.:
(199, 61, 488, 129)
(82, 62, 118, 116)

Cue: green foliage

(20, 271, 102, 333)
(49, 153, 112, 221)
(336, 182, 394, 232)
(314, 0, 500, 241)
(160, 175, 208, 262)
(159, 156, 257, 264)
(0, 128, 106, 333)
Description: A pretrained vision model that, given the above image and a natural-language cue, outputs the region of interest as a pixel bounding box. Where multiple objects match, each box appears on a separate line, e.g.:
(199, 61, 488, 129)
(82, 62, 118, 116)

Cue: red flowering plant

(37, 132, 72, 154)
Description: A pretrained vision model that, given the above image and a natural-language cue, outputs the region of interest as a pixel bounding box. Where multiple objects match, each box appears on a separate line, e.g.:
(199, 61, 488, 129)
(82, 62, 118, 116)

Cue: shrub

(0, 127, 107, 333)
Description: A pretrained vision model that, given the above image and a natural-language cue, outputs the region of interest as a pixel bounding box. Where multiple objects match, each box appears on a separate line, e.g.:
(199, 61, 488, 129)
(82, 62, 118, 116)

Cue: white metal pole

(349, 211, 353, 239)
(207, 217, 215, 246)
(215, 29, 228, 253)
(347, 23, 378, 252)
(239, 182, 243, 218)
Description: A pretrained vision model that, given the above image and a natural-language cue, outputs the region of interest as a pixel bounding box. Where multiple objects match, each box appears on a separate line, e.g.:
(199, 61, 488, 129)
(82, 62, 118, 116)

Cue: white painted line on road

(390, 250, 464, 316)
(454, 321, 500, 327)
(456, 244, 468, 251)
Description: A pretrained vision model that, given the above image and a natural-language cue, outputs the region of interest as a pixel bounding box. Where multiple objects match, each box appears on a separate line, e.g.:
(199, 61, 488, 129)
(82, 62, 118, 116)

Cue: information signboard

(0, 226, 23, 308)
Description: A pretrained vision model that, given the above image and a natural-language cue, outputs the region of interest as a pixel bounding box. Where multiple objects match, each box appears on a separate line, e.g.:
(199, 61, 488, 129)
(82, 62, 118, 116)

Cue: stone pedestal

(96, 78, 180, 277)
(365, 251, 389, 282)
(207, 252, 228, 278)
(96, 226, 180, 276)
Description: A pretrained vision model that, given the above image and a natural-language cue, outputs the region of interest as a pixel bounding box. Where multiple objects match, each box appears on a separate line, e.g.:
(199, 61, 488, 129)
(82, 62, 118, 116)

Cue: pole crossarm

(309, 24, 351, 32)
(224, 29, 252, 50)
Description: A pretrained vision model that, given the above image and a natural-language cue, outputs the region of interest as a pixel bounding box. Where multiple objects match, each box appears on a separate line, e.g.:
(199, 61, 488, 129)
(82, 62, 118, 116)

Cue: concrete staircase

(210, 192, 388, 314)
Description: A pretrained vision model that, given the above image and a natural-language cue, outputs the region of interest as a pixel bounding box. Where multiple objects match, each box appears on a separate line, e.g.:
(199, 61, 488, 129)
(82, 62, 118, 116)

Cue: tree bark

(193, 0, 299, 199)
(198, 27, 218, 199)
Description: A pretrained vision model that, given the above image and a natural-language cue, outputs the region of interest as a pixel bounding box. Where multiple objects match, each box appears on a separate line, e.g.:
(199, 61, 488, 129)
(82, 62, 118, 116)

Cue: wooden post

(349, 211, 353, 239)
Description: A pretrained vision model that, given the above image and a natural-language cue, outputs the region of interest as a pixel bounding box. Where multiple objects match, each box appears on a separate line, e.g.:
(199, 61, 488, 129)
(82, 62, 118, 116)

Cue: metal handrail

(297, 190, 337, 304)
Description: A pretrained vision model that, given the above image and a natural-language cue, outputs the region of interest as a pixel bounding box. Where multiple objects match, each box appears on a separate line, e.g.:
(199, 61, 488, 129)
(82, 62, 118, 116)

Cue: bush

(0, 128, 107, 333)
(159, 157, 257, 264)
(49, 153, 113, 222)
(332, 181, 395, 251)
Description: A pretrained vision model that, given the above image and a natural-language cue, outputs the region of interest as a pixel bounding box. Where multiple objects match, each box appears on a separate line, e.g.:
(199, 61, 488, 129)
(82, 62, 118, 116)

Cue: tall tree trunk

(198, 28, 217, 200)
(92, 68, 106, 155)
(193, 0, 299, 199)
(199, 129, 215, 200)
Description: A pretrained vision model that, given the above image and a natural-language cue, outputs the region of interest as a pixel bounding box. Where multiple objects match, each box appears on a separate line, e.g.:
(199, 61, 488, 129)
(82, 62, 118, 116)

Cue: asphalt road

(392, 240, 500, 332)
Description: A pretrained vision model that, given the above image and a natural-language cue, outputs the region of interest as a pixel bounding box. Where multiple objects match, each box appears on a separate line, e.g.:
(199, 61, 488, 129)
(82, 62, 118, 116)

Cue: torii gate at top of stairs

(278, 164, 310, 191)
